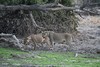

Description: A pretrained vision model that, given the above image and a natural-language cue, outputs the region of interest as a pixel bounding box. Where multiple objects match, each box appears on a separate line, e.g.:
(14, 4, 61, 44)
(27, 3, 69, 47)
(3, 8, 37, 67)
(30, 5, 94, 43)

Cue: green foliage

(0, 0, 72, 6)
(91, 0, 100, 3)
(60, 0, 72, 6)
(0, 0, 45, 5)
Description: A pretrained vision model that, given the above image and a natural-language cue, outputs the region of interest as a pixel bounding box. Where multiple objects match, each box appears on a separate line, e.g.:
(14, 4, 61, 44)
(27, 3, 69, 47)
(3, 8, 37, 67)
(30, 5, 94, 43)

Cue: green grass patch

(0, 47, 27, 58)
(0, 47, 100, 67)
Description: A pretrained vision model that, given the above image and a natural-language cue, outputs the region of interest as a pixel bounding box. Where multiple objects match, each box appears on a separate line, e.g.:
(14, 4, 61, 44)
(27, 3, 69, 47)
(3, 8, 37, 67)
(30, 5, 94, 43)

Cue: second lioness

(42, 31, 72, 46)
(24, 33, 51, 50)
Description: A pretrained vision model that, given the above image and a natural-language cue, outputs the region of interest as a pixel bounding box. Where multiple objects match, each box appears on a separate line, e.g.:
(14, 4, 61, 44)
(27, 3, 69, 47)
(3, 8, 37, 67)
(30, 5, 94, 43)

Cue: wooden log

(0, 33, 13, 37)
(0, 3, 78, 11)
(0, 33, 20, 45)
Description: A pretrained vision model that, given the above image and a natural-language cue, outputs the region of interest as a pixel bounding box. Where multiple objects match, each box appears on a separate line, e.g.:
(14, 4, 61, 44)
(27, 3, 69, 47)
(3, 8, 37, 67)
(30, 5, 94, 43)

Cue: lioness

(24, 34, 51, 50)
(42, 31, 72, 47)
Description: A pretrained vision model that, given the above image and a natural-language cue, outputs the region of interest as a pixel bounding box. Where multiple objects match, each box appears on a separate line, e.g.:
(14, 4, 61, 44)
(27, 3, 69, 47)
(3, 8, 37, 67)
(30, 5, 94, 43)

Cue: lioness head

(42, 31, 54, 38)
(42, 31, 49, 38)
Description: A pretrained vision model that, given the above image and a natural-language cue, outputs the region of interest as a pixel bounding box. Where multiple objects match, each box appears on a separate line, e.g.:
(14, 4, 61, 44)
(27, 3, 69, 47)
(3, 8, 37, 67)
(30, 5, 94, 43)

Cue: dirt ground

(71, 15, 100, 54)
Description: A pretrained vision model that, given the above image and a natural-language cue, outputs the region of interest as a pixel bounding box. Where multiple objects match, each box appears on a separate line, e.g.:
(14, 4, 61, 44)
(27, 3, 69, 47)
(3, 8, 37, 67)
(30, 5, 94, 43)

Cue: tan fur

(24, 34, 51, 49)
(42, 31, 72, 46)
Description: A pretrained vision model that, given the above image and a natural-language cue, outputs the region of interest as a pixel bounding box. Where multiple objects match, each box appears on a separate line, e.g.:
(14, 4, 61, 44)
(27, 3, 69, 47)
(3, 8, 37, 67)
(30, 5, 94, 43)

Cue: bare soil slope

(72, 15, 100, 54)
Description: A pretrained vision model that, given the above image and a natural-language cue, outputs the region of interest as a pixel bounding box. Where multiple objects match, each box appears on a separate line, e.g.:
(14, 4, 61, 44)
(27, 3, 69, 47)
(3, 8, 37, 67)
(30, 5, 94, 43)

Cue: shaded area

(0, 10, 78, 37)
